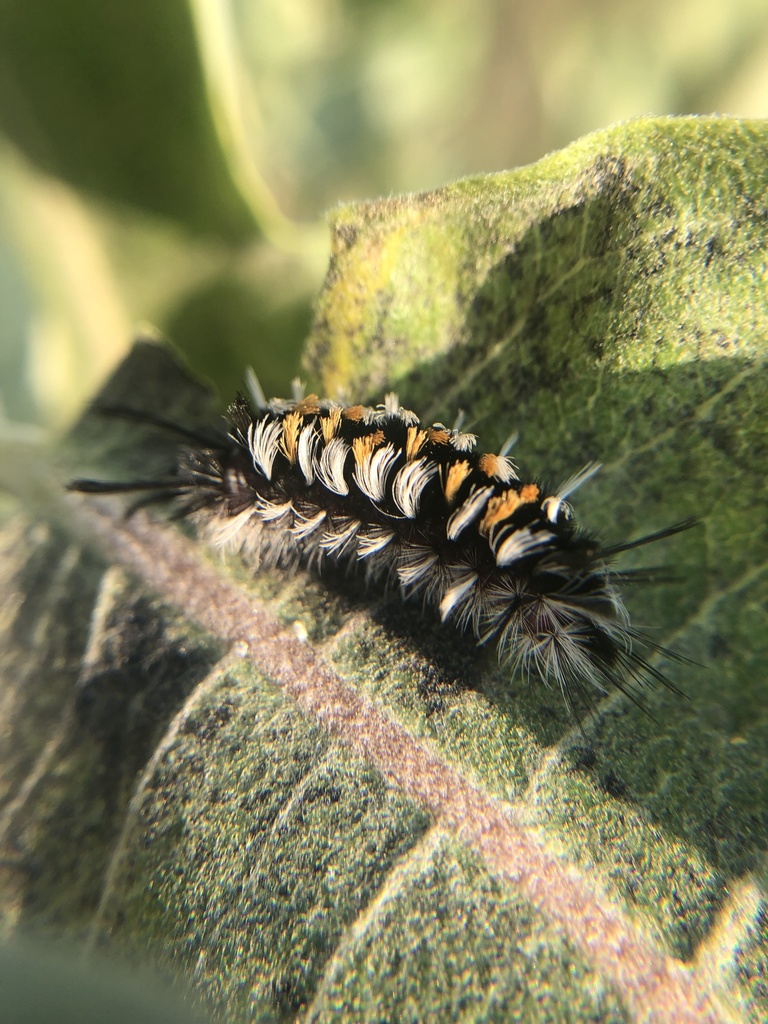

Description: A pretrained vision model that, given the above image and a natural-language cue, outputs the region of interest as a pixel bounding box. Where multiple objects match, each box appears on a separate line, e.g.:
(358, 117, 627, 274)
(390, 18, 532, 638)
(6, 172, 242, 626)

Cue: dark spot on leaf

(334, 222, 359, 251)
(270, 974, 305, 1016)
(599, 770, 627, 799)
(568, 745, 597, 771)
(704, 235, 719, 267)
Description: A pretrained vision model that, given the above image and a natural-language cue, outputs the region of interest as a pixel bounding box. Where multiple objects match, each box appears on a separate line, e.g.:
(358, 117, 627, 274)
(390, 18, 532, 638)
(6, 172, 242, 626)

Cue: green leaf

(0, 0, 259, 240)
(2, 117, 767, 1023)
(0, 940, 205, 1024)
(163, 268, 316, 406)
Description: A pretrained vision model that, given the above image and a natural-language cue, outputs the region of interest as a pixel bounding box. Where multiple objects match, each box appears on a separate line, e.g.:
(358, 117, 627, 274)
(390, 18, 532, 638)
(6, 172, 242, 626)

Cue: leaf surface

(1, 117, 767, 1023)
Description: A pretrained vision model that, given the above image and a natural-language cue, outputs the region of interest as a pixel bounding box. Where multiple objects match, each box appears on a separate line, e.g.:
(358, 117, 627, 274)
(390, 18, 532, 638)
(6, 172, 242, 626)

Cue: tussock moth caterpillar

(70, 381, 694, 718)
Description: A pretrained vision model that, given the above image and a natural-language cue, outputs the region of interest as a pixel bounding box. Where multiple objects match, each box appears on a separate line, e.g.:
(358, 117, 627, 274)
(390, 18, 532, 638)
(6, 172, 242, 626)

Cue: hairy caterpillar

(70, 382, 694, 717)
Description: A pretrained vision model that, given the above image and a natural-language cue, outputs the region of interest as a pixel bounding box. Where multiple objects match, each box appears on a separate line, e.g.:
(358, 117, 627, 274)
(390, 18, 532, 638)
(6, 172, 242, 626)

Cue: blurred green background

(1, 0, 767, 430)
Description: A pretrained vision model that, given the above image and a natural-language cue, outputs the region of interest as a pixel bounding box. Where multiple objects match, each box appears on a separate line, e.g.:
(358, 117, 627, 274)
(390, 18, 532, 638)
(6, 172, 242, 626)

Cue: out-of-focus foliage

(0, 941, 206, 1024)
(0, 0, 767, 427)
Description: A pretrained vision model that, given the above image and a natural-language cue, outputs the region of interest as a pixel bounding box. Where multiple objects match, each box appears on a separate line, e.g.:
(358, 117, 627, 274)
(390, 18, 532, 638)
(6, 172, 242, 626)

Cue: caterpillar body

(70, 386, 692, 717)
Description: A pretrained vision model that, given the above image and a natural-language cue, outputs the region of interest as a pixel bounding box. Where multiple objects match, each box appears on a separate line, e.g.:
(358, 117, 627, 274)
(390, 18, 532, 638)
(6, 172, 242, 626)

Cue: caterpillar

(69, 381, 694, 718)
